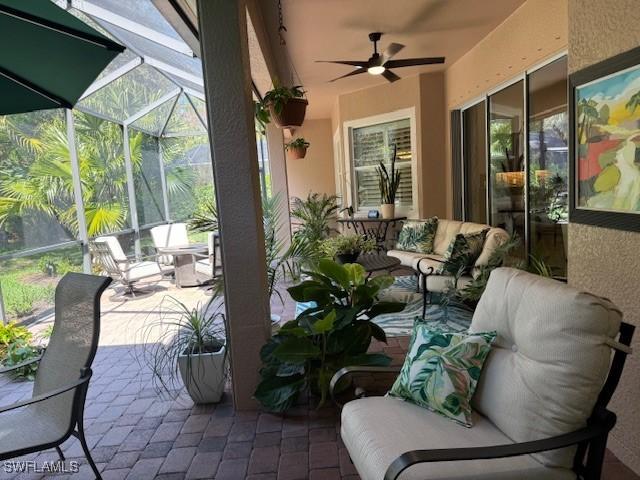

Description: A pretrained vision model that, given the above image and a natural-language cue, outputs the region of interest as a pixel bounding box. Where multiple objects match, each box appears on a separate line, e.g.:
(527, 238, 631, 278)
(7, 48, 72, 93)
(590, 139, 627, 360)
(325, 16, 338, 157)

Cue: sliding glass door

(527, 57, 568, 277)
(462, 101, 487, 223)
(489, 80, 526, 258)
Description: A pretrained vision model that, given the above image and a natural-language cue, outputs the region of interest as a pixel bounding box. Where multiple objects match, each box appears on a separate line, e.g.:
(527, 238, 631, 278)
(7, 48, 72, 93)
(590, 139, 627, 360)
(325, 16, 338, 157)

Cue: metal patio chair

(150, 222, 190, 267)
(0, 273, 112, 480)
(90, 236, 172, 296)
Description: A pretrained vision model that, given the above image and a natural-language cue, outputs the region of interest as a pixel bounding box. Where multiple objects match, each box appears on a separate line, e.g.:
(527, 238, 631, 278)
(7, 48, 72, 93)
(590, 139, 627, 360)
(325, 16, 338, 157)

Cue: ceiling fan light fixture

(367, 65, 386, 75)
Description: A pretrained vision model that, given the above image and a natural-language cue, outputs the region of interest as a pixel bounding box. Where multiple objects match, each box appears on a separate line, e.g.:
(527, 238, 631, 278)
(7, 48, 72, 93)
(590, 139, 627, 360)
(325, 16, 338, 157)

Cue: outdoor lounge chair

(0, 273, 112, 480)
(90, 236, 171, 296)
(332, 268, 634, 480)
(194, 231, 221, 279)
(150, 222, 190, 267)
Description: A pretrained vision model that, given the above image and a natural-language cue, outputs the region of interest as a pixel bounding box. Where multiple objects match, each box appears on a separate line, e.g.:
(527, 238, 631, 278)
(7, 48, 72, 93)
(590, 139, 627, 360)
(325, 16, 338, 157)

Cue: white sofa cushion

(341, 396, 575, 480)
(470, 268, 622, 468)
(122, 261, 162, 282)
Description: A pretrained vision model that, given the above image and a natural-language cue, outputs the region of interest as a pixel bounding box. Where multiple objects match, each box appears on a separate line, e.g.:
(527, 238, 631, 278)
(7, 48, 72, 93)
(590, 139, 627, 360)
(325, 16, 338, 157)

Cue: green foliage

(254, 101, 270, 135)
(320, 234, 375, 258)
(261, 84, 306, 115)
(290, 193, 338, 248)
(0, 321, 32, 358)
(285, 138, 310, 150)
(2, 339, 41, 381)
(377, 144, 401, 204)
(525, 254, 554, 278)
(254, 259, 406, 412)
(37, 254, 79, 276)
(138, 295, 227, 396)
(1, 275, 55, 318)
(188, 199, 218, 233)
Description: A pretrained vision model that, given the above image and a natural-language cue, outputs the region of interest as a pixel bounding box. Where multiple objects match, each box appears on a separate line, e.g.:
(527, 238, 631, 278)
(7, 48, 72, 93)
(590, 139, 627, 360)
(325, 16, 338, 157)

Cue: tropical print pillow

(396, 218, 438, 253)
(389, 323, 496, 427)
(439, 229, 489, 275)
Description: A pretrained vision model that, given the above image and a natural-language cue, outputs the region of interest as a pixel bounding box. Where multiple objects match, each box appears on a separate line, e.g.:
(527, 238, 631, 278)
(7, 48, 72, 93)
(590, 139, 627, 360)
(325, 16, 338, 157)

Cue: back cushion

(470, 268, 621, 468)
(432, 220, 462, 255)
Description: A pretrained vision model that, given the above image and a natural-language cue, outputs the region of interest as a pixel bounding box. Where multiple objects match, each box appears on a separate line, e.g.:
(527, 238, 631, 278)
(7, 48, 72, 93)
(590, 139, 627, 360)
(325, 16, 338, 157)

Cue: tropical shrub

(320, 234, 375, 258)
(0, 321, 32, 358)
(2, 339, 41, 381)
(254, 259, 406, 412)
(290, 193, 338, 248)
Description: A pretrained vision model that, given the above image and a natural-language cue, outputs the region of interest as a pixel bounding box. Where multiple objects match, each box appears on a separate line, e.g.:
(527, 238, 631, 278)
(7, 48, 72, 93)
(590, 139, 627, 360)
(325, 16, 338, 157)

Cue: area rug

(295, 275, 474, 338)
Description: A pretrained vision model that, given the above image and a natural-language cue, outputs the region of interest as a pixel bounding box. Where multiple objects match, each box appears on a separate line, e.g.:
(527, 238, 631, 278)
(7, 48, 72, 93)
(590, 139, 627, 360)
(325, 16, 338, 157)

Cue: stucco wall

(443, 0, 568, 217)
(332, 72, 447, 218)
(568, 0, 640, 472)
(286, 119, 336, 200)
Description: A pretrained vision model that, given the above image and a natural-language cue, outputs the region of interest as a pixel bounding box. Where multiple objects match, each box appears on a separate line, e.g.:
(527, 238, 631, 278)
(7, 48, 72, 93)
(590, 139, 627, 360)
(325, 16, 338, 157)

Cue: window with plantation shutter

(350, 118, 413, 212)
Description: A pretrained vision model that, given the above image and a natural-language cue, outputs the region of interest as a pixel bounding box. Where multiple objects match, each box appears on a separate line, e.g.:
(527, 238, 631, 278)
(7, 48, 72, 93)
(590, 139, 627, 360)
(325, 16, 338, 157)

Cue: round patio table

(356, 253, 401, 275)
(157, 243, 208, 288)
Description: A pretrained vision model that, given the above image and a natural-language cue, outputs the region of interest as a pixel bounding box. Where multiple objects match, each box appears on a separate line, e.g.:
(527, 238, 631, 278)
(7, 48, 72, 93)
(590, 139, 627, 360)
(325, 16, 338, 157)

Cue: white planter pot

(178, 346, 226, 404)
(381, 203, 395, 219)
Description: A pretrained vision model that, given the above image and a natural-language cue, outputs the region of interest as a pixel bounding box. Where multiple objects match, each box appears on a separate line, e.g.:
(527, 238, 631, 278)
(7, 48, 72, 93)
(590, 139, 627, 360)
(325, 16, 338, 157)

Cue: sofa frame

(330, 321, 634, 480)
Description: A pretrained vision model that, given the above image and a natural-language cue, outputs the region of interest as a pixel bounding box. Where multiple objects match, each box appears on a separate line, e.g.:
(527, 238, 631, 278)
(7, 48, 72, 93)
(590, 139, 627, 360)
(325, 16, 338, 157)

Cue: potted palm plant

(285, 138, 310, 160)
(261, 83, 308, 128)
(320, 234, 375, 264)
(140, 295, 227, 404)
(377, 144, 401, 219)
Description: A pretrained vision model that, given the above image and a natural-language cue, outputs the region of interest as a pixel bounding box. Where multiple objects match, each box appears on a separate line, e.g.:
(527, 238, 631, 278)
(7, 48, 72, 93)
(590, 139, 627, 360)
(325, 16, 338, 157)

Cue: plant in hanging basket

(261, 83, 308, 128)
(285, 137, 310, 159)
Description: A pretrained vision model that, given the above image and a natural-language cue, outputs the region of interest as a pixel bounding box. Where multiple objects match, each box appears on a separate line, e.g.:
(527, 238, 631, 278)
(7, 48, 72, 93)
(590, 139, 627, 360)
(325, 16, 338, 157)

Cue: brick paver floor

(0, 277, 637, 479)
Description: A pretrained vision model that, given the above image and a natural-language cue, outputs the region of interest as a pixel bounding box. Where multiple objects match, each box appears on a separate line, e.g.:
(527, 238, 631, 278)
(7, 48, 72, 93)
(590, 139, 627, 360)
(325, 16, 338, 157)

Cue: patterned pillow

(439, 229, 489, 275)
(389, 323, 496, 427)
(396, 218, 438, 253)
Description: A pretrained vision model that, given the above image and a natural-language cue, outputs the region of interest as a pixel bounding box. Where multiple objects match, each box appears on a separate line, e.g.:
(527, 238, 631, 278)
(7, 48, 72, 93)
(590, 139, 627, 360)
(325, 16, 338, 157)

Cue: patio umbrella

(0, 0, 124, 115)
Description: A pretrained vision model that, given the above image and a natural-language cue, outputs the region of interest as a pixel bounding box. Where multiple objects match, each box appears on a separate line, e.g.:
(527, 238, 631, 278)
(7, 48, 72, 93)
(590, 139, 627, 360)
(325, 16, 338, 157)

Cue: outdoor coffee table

(357, 253, 401, 276)
(157, 243, 208, 288)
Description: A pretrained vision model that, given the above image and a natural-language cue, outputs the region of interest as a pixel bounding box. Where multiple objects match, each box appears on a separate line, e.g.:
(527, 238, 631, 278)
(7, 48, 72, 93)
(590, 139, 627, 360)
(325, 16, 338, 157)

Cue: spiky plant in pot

(377, 144, 401, 218)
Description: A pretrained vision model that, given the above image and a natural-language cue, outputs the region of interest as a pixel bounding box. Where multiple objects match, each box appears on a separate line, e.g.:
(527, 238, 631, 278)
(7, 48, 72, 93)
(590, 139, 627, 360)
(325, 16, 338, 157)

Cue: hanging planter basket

(286, 145, 308, 160)
(268, 98, 308, 128)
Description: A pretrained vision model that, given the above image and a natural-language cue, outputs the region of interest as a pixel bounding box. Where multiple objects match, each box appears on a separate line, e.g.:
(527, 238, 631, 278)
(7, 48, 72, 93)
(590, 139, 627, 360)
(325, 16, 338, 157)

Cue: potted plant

(285, 137, 310, 160)
(261, 83, 308, 128)
(254, 259, 406, 411)
(320, 234, 375, 264)
(377, 144, 401, 218)
(140, 295, 227, 404)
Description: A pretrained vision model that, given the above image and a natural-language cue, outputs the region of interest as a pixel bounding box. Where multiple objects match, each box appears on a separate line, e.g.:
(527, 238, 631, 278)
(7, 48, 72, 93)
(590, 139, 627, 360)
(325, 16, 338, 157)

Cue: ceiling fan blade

(384, 57, 445, 68)
(329, 68, 367, 82)
(382, 43, 405, 64)
(382, 70, 401, 83)
(316, 60, 368, 67)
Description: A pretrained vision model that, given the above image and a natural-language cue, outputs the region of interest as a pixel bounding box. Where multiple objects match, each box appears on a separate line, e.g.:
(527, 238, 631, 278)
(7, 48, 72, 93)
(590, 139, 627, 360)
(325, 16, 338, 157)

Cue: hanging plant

(260, 83, 308, 128)
(285, 137, 310, 159)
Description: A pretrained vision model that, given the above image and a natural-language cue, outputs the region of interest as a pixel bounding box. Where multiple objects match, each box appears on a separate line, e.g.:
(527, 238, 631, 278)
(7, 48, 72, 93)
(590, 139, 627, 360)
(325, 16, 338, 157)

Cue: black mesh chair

(0, 273, 112, 480)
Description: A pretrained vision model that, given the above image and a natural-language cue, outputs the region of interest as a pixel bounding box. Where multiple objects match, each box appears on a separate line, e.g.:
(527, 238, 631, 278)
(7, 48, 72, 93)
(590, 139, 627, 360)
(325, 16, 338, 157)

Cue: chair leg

(584, 433, 608, 480)
(75, 426, 102, 480)
(55, 445, 65, 462)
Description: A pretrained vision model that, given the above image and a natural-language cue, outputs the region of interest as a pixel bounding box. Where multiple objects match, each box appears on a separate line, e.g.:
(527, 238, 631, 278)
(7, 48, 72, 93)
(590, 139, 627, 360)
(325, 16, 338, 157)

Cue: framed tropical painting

(569, 45, 640, 232)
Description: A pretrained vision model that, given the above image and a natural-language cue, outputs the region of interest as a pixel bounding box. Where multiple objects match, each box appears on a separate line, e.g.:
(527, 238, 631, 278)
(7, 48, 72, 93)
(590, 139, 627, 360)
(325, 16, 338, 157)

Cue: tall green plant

(254, 259, 405, 412)
(377, 144, 401, 204)
(290, 193, 338, 247)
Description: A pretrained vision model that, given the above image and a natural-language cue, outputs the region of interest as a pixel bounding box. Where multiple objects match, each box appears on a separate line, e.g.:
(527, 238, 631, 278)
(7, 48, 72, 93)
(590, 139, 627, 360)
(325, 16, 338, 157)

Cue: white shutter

(352, 118, 413, 210)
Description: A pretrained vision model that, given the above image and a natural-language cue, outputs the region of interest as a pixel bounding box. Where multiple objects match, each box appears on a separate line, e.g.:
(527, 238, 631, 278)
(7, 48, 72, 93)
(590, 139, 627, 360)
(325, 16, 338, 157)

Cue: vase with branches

(377, 144, 401, 218)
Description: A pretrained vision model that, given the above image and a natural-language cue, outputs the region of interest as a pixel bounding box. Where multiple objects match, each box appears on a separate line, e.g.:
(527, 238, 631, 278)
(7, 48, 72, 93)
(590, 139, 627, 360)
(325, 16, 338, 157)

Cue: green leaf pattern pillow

(396, 218, 438, 253)
(389, 323, 496, 427)
(439, 229, 488, 275)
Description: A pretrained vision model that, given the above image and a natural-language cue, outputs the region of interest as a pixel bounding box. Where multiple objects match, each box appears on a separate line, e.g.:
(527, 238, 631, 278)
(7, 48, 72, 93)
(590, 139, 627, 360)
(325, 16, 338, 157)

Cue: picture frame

(569, 45, 640, 232)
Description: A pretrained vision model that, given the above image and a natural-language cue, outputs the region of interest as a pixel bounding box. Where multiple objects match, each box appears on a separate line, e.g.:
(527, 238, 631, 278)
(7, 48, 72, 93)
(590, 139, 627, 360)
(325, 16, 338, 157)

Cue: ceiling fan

(317, 32, 445, 83)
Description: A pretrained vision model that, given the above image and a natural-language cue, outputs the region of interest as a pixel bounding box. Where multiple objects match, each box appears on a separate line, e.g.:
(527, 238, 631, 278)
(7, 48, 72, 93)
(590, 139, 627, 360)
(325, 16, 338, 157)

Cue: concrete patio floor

(0, 277, 637, 480)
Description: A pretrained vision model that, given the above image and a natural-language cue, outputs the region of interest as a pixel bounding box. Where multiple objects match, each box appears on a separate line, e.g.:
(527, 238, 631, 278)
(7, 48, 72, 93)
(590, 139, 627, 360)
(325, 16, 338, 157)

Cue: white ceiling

(276, 0, 527, 118)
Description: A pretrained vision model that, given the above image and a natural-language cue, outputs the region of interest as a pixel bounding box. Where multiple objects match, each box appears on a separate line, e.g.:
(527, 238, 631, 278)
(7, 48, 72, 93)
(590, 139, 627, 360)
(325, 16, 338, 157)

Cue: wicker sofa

(388, 219, 509, 292)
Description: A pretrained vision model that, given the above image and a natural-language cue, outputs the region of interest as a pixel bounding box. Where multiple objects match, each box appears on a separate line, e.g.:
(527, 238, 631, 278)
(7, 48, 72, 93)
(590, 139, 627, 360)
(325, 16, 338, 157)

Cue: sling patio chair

(332, 268, 634, 480)
(90, 235, 172, 297)
(0, 273, 112, 480)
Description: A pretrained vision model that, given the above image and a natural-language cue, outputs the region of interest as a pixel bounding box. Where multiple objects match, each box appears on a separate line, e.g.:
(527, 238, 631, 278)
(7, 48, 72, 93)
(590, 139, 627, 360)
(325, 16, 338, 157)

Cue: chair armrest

(384, 410, 617, 480)
(330, 366, 402, 406)
(0, 354, 42, 374)
(0, 368, 92, 415)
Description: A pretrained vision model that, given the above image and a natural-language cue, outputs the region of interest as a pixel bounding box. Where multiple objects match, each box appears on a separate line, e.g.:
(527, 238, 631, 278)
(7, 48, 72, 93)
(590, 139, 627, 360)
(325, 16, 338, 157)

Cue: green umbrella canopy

(0, 0, 124, 115)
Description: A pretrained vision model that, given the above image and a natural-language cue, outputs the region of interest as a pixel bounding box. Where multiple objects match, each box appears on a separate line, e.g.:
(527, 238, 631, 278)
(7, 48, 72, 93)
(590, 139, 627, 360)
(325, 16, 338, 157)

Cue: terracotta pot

(268, 98, 308, 128)
(286, 146, 308, 160)
(381, 203, 395, 219)
(336, 251, 360, 264)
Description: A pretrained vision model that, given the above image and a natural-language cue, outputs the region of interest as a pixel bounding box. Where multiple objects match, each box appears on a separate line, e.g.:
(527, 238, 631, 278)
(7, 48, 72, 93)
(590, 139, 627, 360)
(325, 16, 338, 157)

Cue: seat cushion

(426, 274, 472, 293)
(341, 396, 575, 480)
(122, 261, 162, 282)
(388, 250, 429, 270)
(195, 258, 212, 276)
(470, 268, 622, 468)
